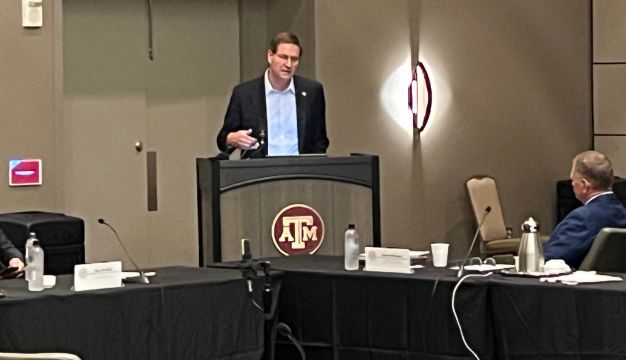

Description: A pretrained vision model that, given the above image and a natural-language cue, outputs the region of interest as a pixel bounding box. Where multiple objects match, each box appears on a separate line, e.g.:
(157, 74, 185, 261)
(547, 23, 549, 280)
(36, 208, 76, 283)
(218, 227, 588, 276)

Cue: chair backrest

(579, 227, 626, 272)
(465, 176, 508, 242)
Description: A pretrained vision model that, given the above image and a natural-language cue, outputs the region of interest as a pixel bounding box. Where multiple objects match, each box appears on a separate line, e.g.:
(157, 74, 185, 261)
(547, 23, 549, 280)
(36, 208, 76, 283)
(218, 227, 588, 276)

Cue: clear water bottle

(27, 240, 44, 291)
(344, 224, 359, 271)
(24, 232, 37, 282)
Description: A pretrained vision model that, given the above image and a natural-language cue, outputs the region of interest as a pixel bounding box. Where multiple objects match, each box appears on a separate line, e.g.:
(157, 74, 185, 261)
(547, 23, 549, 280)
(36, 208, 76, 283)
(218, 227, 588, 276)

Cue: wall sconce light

(407, 62, 432, 132)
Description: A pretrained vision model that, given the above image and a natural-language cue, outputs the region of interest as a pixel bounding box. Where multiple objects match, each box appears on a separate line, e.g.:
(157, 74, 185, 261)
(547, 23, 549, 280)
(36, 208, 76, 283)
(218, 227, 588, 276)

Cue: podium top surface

(197, 154, 379, 192)
(215, 154, 371, 166)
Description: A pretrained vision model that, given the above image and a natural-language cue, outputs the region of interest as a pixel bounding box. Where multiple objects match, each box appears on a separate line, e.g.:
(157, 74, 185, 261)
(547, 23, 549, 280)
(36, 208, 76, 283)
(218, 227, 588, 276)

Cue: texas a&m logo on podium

(272, 204, 325, 256)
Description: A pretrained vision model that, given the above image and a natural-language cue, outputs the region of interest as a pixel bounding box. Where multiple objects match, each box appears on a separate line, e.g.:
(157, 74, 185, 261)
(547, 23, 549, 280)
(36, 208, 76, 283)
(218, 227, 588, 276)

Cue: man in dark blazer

(217, 32, 328, 158)
(0, 227, 24, 272)
(544, 151, 626, 268)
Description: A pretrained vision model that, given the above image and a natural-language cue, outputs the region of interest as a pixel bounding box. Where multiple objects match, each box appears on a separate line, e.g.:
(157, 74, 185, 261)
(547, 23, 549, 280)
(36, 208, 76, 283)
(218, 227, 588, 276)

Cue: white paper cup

(43, 275, 56, 288)
(430, 243, 449, 267)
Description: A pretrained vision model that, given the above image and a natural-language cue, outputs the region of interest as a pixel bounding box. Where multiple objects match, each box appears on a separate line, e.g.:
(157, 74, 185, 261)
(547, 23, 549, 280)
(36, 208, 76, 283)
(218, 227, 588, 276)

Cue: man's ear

(267, 50, 273, 64)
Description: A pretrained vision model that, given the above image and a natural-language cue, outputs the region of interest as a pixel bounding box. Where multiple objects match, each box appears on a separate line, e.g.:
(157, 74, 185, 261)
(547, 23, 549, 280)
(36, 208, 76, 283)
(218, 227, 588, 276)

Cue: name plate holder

(364, 247, 413, 274)
(73, 261, 123, 291)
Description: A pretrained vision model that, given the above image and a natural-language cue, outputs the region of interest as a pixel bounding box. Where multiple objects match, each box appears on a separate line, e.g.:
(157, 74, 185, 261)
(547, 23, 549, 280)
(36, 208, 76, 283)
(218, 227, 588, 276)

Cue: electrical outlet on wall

(22, 0, 43, 28)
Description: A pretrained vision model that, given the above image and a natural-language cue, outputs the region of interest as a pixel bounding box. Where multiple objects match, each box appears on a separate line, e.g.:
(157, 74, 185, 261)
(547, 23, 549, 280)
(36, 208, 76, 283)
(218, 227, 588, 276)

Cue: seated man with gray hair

(544, 150, 626, 268)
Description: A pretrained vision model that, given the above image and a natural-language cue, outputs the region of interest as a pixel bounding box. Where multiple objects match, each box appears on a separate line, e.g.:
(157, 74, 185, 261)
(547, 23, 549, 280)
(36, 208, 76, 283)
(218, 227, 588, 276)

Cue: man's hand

(8, 258, 25, 272)
(227, 129, 259, 150)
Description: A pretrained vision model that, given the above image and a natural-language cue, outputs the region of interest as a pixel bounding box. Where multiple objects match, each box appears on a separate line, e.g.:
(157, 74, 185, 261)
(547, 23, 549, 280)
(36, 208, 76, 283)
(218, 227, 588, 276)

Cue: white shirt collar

(264, 69, 295, 95)
(585, 191, 613, 205)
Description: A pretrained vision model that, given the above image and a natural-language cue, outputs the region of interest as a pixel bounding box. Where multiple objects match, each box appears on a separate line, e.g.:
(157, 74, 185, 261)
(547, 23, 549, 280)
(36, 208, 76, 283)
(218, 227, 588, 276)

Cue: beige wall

(62, 0, 239, 268)
(593, 0, 626, 176)
(315, 0, 416, 249)
(239, 0, 316, 82)
(0, 0, 592, 265)
(316, 0, 591, 259)
(0, 0, 60, 212)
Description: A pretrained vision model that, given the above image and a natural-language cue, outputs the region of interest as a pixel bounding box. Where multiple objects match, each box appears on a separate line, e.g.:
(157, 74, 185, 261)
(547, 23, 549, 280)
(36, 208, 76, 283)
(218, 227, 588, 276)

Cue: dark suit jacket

(217, 74, 328, 158)
(0, 227, 23, 266)
(544, 193, 626, 268)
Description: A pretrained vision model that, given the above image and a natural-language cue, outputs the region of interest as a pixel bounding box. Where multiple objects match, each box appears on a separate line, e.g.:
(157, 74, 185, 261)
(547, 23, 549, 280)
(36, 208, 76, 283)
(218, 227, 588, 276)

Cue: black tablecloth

(488, 275, 626, 360)
(268, 255, 493, 360)
(0, 266, 264, 360)
(267, 255, 626, 360)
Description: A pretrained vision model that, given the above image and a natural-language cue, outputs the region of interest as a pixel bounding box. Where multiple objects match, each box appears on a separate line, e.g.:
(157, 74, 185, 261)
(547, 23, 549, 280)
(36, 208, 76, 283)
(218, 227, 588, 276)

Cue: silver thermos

(517, 217, 544, 272)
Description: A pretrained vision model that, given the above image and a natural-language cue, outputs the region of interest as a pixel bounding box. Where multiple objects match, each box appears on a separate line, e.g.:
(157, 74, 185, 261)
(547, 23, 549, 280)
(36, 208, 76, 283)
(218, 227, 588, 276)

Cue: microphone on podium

(258, 130, 266, 150)
(97, 218, 150, 284)
(215, 146, 238, 160)
(457, 206, 492, 278)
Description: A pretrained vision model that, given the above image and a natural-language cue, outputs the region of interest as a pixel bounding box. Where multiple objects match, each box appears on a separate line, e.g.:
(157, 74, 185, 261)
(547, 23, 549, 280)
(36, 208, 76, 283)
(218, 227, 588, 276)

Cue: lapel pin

(301, 91, 307, 97)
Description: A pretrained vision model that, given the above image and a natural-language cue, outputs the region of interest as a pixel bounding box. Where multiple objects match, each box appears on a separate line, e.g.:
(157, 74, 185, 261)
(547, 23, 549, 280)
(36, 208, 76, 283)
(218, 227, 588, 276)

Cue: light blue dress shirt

(265, 70, 299, 156)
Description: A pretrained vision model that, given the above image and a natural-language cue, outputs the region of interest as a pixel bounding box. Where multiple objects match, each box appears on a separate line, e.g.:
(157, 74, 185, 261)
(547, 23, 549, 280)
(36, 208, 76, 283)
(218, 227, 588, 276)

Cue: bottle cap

(30, 232, 36, 237)
(348, 224, 355, 229)
(521, 217, 540, 232)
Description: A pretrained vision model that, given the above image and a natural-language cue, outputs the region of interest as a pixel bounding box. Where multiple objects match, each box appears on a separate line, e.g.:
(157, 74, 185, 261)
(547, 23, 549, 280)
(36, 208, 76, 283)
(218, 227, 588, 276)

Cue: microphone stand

(260, 262, 272, 318)
(258, 260, 306, 360)
(237, 256, 275, 360)
(98, 219, 150, 284)
(260, 261, 274, 360)
(457, 206, 492, 278)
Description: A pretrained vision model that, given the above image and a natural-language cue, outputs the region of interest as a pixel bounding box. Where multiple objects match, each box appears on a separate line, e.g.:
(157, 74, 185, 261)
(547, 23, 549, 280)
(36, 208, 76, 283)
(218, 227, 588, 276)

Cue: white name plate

(364, 247, 413, 274)
(74, 261, 122, 291)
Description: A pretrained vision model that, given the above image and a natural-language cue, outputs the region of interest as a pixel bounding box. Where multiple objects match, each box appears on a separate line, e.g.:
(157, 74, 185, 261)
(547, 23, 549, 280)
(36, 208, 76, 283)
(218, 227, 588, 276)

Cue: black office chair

(578, 227, 626, 272)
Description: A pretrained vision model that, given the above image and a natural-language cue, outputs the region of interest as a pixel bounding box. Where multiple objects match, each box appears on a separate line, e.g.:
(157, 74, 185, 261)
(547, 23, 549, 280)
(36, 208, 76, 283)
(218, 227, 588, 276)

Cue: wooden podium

(196, 154, 381, 265)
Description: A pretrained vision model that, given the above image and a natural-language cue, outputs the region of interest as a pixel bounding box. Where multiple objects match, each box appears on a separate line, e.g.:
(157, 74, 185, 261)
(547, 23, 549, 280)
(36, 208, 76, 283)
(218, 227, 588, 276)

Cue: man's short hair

(573, 150, 614, 190)
(269, 32, 302, 56)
